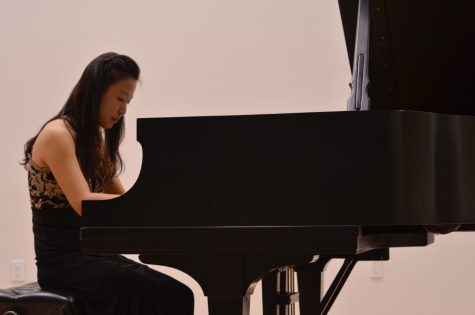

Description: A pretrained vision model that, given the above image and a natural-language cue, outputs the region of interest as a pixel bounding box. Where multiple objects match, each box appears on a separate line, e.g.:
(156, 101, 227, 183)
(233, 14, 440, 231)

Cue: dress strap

(60, 116, 76, 140)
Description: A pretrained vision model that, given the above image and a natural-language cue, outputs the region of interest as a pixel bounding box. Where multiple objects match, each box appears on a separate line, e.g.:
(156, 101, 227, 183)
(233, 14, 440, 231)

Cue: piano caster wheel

(424, 224, 461, 234)
(276, 266, 299, 315)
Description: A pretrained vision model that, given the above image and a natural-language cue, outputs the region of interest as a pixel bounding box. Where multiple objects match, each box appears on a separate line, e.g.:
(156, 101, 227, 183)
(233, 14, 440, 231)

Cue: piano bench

(0, 282, 79, 315)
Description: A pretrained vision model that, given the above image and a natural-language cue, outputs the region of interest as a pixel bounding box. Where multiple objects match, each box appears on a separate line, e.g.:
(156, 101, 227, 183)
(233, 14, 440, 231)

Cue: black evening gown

(27, 161, 194, 315)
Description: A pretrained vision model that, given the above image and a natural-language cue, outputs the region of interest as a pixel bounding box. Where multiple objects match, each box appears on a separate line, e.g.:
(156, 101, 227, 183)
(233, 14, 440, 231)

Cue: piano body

(81, 0, 475, 314)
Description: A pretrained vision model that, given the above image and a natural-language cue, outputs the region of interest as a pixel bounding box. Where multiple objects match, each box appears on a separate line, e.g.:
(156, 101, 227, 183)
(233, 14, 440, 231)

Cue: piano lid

(338, 0, 475, 114)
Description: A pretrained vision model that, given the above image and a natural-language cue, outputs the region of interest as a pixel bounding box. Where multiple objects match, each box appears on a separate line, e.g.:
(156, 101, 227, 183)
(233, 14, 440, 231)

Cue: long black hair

(22, 52, 140, 189)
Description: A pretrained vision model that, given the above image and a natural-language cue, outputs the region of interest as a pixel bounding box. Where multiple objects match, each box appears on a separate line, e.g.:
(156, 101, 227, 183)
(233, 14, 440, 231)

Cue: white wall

(0, 1, 474, 314)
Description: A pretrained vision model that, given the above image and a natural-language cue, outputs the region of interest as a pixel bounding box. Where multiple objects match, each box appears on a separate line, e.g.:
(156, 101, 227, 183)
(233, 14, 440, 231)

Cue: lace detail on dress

(25, 160, 70, 210)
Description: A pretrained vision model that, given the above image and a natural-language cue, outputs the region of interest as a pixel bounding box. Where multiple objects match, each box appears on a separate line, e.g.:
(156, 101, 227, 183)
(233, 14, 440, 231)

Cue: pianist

(21, 52, 194, 314)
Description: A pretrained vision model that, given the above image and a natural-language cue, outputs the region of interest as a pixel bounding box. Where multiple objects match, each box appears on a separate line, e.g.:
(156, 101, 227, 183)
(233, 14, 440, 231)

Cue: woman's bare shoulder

(32, 119, 76, 167)
(38, 119, 76, 141)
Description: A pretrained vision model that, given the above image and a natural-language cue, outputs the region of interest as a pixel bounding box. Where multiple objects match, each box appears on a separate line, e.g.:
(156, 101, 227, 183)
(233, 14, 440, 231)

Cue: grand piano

(81, 0, 475, 314)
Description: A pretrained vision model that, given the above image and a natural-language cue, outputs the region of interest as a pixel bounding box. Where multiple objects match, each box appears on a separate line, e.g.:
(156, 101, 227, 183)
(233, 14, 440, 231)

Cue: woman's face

(99, 78, 137, 129)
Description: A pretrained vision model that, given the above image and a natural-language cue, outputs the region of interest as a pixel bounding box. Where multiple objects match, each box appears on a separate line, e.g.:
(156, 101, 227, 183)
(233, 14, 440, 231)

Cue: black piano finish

(83, 111, 475, 228)
(339, 0, 475, 114)
(81, 110, 472, 314)
(81, 0, 475, 313)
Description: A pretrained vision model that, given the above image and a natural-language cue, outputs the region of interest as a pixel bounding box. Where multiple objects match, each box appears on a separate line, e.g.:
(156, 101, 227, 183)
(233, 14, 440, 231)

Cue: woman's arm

(32, 119, 120, 215)
(103, 176, 126, 194)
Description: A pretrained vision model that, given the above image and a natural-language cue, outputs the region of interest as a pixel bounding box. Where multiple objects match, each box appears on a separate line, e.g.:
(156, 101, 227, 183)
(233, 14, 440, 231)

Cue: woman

(22, 52, 194, 314)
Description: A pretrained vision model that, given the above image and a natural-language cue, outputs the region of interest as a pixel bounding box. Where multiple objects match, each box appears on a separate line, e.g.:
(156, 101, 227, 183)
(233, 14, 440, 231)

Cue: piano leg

(262, 272, 277, 314)
(296, 257, 331, 315)
(139, 253, 315, 315)
(208, 296, 251, 315)
(262, 249, 389, 315)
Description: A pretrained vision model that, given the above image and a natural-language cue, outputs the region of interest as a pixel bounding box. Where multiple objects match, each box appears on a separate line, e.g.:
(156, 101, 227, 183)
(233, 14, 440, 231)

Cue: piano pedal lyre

(276, 266, 300, 315)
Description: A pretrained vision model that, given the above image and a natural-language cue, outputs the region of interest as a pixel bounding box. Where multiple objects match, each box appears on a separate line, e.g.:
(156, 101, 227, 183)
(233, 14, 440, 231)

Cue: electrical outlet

(370, 261, 383, 279)
(10, 259, 26, 282)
